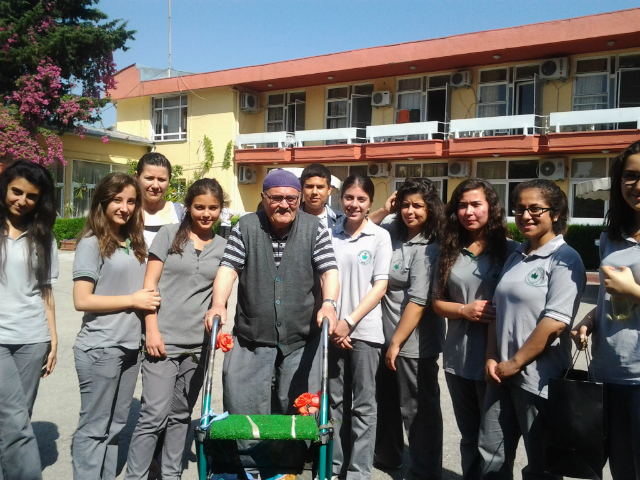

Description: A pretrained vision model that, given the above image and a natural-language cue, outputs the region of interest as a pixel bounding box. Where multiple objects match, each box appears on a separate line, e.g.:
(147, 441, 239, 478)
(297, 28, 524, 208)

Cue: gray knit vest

(235, 210, 320, 355)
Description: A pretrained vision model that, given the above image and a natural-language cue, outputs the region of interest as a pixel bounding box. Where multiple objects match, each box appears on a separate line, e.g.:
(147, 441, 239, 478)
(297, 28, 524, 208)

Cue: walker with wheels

(195, 316, 334, 480)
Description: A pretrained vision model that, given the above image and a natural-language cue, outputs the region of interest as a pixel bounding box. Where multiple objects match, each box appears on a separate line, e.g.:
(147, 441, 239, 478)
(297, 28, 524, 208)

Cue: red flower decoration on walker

(215, 332, 234, 352)
(293, 391, 321, 415)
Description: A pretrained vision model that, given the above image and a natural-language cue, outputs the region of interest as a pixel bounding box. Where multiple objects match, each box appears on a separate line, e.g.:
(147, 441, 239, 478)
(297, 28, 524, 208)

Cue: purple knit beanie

(262, 168, 301, 192)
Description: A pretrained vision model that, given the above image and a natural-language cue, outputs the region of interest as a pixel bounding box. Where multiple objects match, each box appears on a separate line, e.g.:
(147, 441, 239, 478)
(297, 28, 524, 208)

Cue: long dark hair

(78, 173, 147, 263)
(170, 178, 227, 254)
(391, 178, 443, 243)
(607, 140, 640, 241)
(435, 178, 510, 299)
(0, 160, 56, 289)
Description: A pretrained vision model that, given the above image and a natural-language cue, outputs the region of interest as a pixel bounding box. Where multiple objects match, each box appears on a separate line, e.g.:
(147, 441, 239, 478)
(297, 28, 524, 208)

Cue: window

(476, 159, 538, 214)
(326, 87, 349, 129)
(396, 77, 423, 123)
(266, 92, 306, 133)
(71, 161, 129, 217)
(326, 164, 368, 211)
(573, 58, 609, 111)
(153, 95, 187, 141)
(570, 157, 608, 221)
(49, 159, 65, 217)
(477, 68, 508, 118)
(394, 162, 448, 201)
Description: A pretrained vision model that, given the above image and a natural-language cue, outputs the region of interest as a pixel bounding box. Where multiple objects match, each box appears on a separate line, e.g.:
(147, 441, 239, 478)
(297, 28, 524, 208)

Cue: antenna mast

(168, 0, 172, 77)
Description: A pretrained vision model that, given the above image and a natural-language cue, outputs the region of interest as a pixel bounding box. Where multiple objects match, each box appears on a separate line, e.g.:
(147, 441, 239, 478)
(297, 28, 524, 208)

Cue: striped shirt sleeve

(220, 223, 246, 271)
(313, 224, 338, 274)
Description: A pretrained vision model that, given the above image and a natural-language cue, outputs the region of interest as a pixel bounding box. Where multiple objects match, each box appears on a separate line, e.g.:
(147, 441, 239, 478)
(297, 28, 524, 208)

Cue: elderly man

(205, 169, 339, 421)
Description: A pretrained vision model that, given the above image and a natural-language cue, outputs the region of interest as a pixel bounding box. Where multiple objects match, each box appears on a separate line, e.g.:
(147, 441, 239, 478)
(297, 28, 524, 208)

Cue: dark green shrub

(53, 218, 86, 247)
(507, 222, 603, 270)
(213, 214, 240, 235)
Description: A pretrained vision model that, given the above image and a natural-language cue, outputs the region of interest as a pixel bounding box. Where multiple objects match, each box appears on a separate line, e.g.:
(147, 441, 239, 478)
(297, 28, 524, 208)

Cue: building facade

(111, 8, 640, 224)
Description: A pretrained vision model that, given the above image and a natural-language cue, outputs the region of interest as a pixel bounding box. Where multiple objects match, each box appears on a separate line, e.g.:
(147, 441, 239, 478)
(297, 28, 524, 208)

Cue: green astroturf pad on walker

(208, 414, 319, 441)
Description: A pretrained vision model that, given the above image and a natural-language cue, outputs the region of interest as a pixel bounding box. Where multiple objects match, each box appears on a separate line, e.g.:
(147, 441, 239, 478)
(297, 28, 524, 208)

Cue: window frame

(568, 157, 610, 225)
(70, 160, 129, 218)
(392, 161, 449, 202)
(476, 67, 509, 119)
(572, 56, 611, 112)
(265, 91, 306, 133)
(395, 76, 424, 123)
(326, 164, 368, 210)
(152, 94, 188, 142)
(325, 85, 351, 130)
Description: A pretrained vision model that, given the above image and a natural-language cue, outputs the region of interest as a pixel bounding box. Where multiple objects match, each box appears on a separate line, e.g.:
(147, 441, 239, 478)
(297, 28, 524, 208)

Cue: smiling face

(190, 193, 221, 234)
(621, 153, 640, 212)
(341, 184, 372, 224)
(457, 188, 490, 234)
(5, 177, 41, 222)
(262, 186, 300, 231)
(302, 176, 331, 214)
(105, 185, 137, 233)
(400, 193, 428, 231)
(515, 188, 558, 245)
(136, 165, 170, 206)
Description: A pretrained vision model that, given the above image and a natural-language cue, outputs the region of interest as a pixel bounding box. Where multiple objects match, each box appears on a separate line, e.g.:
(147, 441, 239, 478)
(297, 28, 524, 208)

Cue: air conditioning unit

(450, 71, 472, 88)
(540, 58, 569, 80)
(538, 159, 565, 180)
(368, 163, 390, 177)
(238, 166, 257, 184)
(448, 161, 471, 178)
(240, 93, 259, 113)
(372, 91, 392, 107)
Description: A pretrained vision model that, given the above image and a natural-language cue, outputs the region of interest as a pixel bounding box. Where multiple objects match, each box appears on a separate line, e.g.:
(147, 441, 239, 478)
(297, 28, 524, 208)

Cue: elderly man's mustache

(274, 206, 293, 214)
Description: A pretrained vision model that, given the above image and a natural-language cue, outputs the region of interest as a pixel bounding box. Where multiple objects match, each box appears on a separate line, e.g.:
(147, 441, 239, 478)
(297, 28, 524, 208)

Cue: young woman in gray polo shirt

(72, 173, 159, 480)
(372, 178, 446, 480)
(0, 160, 58, 480)
(329, 174, 393, 480)
(479, 179, 585, 479)
(124, 179, 227, 480)
(572, 140, 640, 480)
(432, 179, 517, 480)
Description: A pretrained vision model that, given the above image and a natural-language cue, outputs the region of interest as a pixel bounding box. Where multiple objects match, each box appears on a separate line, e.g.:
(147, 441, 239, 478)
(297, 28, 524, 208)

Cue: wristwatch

(344, 315, 356, 329)
(323, 299, 337, 310)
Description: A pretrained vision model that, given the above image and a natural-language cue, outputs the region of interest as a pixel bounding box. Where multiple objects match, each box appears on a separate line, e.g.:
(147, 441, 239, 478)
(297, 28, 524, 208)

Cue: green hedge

(53, 218, 86, 247)
(213, 214, 240, 235)
(507, 223, 603, 270)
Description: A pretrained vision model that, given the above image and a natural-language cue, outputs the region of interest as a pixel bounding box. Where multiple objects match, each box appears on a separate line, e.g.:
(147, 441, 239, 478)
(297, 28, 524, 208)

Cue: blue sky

(97, 0, 638, 127)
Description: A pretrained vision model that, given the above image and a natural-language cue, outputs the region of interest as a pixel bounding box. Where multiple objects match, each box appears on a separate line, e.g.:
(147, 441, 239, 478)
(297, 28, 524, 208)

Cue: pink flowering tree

(0, 0, 134, 165)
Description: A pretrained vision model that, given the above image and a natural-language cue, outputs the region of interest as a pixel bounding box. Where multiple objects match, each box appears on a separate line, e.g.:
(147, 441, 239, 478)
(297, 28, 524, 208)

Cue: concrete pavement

(31, 250, 609, 479)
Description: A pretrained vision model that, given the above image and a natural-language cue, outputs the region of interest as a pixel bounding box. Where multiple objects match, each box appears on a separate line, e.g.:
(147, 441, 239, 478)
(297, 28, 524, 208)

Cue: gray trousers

(606, 383, 640, 480)
(445, 372, 487, 480)
(329, 340, 381, 480)
(124, 353, 204, 480)
(222, 335, 321, 473)
(478, 383, 560, 480)
(72, 346, 141, 480)
(374, 354, 443, 480)
(0, 343, 49, 480)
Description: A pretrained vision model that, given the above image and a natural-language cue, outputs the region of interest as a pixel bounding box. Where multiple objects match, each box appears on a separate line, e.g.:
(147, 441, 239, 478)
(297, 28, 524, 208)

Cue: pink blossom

(101, 135, 109, 144)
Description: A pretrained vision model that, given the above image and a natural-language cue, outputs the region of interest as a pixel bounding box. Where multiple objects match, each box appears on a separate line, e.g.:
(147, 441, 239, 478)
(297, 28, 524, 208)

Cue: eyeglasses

(621, 172, 640, 186)
(514, 206, 552, 217)
(263, 192, 300, 206)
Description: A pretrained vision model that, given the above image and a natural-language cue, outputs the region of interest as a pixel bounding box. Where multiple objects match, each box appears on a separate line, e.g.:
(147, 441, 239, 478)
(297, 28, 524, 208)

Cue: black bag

(544, 349, 607, 479)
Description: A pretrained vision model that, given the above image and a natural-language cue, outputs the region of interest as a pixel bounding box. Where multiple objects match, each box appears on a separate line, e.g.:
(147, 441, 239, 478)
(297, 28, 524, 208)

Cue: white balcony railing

(235, 132, 294, 149)
(549, 107, 640, 132)
(294, 128, 364, 146)
(366, 121, 442, 142)
(449, 114, 540, 138)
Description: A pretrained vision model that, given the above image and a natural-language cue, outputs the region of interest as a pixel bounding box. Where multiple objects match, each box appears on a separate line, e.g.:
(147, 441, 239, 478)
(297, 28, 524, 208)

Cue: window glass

(395, 164, 422, 178)
(398, 78, 422, 92)
(619, 54, 640, 69)
(571, 158, 606, 179)
(572, 185, 605, 218)
(354, 84, 374, 95)
(267, 94, 285, 106)
(480, 69, 507, 83)
(423, 162, 447, 177)
(576, 58, 608, 73)
(477, 161, 506, 179)
(153, 95, 187, 141)
(515, 65, 540, 80)
(327, 87, 348, 99)
(508, 160, 539, 179)
(428, 75, 449, 89)
(490, 183, 507, 210)
(478, 84, 507, 117)
(573, 74, 608, 111)
(397, 91, 421, 111)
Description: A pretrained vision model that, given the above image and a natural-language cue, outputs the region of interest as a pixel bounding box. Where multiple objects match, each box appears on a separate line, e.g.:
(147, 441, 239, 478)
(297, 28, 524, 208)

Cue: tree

(0, 0, 135, 165)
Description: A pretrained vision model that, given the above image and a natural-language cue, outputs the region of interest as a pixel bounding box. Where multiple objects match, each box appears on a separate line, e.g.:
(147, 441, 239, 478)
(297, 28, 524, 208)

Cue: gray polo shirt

(73, 235, 147, 351)
(493, 234, 585, 398)
(0, 233, 59, 344)
(381, 225, 444, 358)
(149, 224, 226, 354)
(332, 217, 393, 345)
(591, 232, 640, 385)
(439, 239, 520, 381)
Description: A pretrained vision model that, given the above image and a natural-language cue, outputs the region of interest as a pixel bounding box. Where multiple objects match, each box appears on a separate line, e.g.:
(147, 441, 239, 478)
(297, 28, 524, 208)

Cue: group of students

(1, 139, 640, 480)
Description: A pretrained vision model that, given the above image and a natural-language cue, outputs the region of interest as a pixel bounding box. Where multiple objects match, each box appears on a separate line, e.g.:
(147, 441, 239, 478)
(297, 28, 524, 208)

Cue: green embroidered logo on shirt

(393, 259, 403, 271)
(525, 267, 545, 286)
(357, 250, 373, 265)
